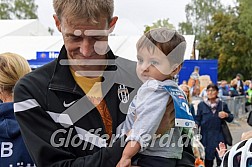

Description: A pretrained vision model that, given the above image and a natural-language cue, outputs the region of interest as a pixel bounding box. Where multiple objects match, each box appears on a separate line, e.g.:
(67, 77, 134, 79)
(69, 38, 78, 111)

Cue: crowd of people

(0, 0, 252, 167)
(182, 72, 252, 114)
(187, 74, 251, 99)
(179, 72, 252, 167)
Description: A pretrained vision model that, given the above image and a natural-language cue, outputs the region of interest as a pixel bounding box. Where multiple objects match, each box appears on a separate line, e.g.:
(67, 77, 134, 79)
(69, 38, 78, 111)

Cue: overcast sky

(35, 0, 234, 36)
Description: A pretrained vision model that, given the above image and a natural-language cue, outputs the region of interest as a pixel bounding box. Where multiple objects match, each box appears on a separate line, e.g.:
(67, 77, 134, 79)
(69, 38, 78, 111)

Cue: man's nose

(79, 38, 94, 57)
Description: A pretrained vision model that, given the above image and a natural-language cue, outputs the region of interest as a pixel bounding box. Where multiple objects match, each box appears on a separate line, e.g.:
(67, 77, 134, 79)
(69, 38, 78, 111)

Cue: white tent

(0, 19, 51, 38)
(0, 35, 195, 61)
(109, 35, 195, 61)
(0, 36, 63, 60)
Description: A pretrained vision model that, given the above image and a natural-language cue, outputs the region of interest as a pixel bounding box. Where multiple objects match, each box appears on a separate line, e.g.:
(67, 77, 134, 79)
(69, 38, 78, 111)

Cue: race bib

(164, 86, 195, 127)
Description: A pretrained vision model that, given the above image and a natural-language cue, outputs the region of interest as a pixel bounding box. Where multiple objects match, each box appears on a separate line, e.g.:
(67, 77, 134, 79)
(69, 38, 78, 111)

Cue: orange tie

(96, 99, 113, 139)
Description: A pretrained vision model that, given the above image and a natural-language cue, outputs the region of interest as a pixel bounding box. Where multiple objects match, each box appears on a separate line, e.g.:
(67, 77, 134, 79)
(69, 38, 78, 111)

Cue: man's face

(221, 82, 226, 88)
(58, 16, 115, 75)
(236, 75, 241, 80)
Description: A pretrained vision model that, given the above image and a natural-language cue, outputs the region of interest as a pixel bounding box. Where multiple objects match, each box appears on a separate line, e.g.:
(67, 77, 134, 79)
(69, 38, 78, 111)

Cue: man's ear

(53, 14, 61, 32)
(108, 16, 118, 33)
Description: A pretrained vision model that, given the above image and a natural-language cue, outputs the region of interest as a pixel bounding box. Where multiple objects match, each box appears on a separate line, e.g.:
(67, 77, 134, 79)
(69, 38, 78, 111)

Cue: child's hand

(216, 142, 227, 158)
(116, 157, 131, 167)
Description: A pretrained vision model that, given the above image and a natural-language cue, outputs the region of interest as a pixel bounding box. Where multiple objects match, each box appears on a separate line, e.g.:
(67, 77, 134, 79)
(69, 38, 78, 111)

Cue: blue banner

(36, 51, 59, 60)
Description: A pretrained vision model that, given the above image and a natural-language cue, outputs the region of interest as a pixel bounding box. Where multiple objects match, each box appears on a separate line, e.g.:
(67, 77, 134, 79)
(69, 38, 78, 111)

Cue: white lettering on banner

(49, 52, 59, 59)
(1, 142, 13, 157)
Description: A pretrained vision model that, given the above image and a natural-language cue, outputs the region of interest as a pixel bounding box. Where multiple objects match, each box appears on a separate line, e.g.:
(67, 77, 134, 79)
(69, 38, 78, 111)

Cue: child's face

(136, 47, 173, 83)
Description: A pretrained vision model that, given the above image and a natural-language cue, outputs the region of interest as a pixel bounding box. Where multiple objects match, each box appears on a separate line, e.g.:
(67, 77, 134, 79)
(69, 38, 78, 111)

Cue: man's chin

(74, 69, 104, 78)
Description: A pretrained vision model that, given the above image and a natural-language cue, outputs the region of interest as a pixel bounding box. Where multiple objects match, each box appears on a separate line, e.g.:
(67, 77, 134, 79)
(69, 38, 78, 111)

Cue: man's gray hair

(53, 0, 114, 23)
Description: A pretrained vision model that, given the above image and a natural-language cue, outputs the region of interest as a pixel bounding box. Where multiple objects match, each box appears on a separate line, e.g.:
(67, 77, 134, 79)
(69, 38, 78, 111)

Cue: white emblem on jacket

(118, 84, 129, 103)
(63, 100, 76, 108)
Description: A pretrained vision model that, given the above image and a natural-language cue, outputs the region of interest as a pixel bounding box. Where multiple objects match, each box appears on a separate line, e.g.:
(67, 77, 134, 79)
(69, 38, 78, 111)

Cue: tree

(178, 0, 224, 38)
(238, 0, 252, 38)
(0, 1, 12, 19)
(144, 19, 175, 33)
(237, 0, 252, 79)
(178, 22, 193, 35)
(178, 0, 252, 80)
(0, 0, 38, 19)
(197, 10, 252, 80)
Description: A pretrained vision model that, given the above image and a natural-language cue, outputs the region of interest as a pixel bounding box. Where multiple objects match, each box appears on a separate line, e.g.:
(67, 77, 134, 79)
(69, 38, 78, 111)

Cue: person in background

(188, 66, 200, 95)
(195, 84, 234, 167)
(199, 81, 213, 101)
(116, 28, 194, 167)
(189, 79, 197, 96)
(233, 73, 244, 95)
(182, 80, 188, 85)
(245, 82, 252, 113)
(244, 80, 251, 92)
(0, 52, 34, 166)
(229, 79, 239, 97)
(218, 80, 229, 98)
(190, 66, 200, 81)
(216, 130, 252, 167)
(180, 84, 196, 118)
(216, 129, 252, 159)
(192, 85, 201, 98)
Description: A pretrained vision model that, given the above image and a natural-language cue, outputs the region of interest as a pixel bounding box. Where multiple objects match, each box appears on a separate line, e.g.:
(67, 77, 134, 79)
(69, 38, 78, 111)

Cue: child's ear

(171, 64, 182, 76)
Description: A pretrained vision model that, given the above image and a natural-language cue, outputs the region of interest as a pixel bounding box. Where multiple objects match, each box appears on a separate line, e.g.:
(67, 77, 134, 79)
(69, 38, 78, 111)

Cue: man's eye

(92, 36, 105, 40)
(66, 35, 82, 41)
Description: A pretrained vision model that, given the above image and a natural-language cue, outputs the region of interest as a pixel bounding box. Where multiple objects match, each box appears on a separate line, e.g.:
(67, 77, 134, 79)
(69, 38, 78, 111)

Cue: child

(116, 28, 194, 167)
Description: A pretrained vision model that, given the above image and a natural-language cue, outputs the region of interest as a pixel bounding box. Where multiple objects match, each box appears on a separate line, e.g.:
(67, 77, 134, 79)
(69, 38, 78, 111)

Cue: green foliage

(197, 10, 252, 80)
(178, 0, 224, 37)
(238, 0, 252, 38)
(0, 1, 12, 19)
(178, 0, 252, 80)
(0, 0, 38, 19)
(178, 22, 193, 35)
(144, 19, 175, 33)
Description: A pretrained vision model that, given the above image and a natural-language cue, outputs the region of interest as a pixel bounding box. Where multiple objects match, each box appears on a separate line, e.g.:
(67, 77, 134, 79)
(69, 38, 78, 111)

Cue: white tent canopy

(0, 36, 63, 60)
(0, 35, 194, 61)
(0, 19, 50, 38)
(109, 35, 195, 61)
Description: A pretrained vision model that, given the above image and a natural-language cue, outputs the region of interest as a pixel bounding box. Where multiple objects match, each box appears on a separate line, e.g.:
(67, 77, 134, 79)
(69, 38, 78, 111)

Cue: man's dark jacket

(14, 46, 141, 167)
